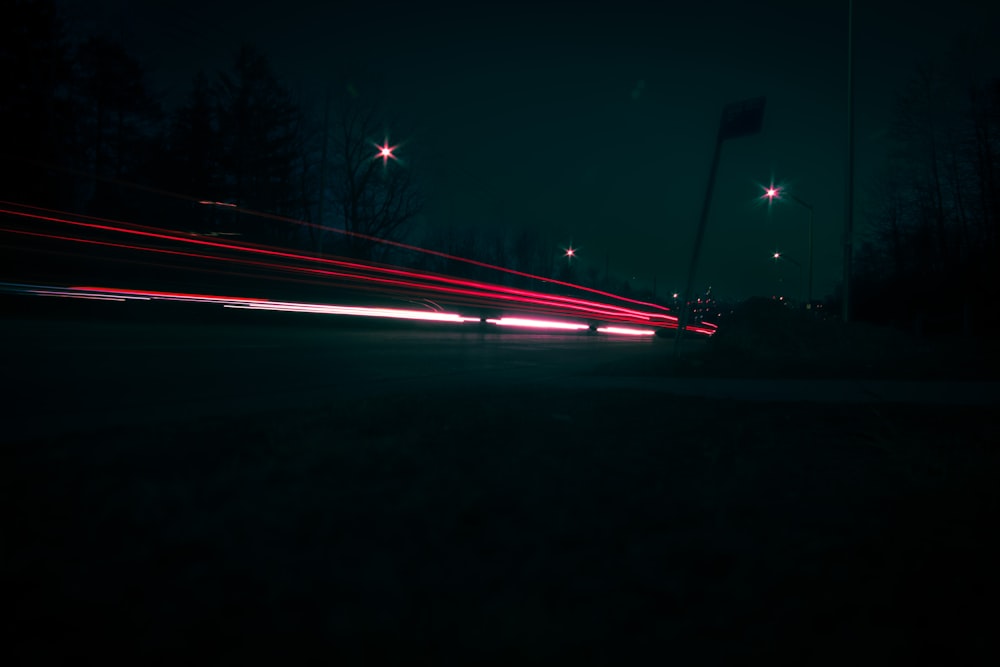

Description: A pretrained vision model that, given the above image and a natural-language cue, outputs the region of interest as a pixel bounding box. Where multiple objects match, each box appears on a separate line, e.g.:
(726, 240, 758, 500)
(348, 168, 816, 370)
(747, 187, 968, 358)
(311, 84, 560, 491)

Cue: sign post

(674, 96, 766, 359)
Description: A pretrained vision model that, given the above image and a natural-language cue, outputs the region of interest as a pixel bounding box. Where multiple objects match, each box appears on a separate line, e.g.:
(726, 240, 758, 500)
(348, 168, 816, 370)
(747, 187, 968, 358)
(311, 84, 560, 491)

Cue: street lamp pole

(674, 96, 766, 359)
(773, 252, 804, 303)
(786, 193, 814, 308)
(808, 205, 813, 307)
(765, 187, 814, 308)
(844, 0, 855, 322)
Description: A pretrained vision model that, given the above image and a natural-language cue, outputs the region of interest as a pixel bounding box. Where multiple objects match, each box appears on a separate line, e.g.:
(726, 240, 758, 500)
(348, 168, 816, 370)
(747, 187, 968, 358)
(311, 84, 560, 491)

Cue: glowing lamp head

(374, 138, 398, 165)
(764, 186, 780, 200)
(773, 252, 781, 259)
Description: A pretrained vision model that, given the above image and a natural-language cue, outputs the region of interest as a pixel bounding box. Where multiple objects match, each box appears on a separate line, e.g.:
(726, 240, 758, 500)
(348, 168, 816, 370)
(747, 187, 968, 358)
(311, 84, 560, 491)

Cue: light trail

(0, 283, 680, 335)
(1, 200, 720, 335)
(485, 317, 591, 331)
(0, 209, 673, 326)
(3, 188, 673, 317)
(2, 228, 674, 327)
(225, 301, 472, 323)
(0, 200, 675, 316)
(596, 326, 657, 336)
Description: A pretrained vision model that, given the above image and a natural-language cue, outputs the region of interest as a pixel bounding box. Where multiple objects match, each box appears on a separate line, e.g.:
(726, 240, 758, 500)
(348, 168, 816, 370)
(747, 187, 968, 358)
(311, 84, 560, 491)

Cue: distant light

(374, 139, 398, 164)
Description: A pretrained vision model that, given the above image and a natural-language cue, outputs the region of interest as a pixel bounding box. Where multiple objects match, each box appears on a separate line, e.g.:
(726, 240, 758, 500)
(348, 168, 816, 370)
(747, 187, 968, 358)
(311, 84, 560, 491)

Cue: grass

(677, 299, 1000, 380)
(5, 384, 999, 665)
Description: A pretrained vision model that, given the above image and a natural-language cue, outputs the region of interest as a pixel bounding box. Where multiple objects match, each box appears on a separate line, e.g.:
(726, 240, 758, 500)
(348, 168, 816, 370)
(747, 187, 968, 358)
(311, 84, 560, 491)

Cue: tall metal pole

(674, 96, 764, 355)
(807, 205, 814, 307)
(674, 133, 723, 358)
(773, 253, 803, 302)
(843, 0, 855, 322)
(786, 193, 814, 308)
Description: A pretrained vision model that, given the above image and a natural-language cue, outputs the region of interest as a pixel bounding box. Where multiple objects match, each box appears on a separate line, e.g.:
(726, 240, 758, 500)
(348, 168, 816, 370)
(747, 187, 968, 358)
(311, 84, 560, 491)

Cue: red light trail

(1, 201, 717, 336)
(3, 198, 676, 316)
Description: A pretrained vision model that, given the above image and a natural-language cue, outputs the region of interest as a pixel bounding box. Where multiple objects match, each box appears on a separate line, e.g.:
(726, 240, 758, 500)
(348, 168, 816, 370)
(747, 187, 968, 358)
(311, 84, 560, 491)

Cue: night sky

(57, 0, 1000, 300)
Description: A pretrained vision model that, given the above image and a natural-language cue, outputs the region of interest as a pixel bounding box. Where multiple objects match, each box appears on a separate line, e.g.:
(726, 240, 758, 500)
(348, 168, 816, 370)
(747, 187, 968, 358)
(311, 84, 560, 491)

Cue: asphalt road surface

(5, 304, 998, 443)
(3, 308, 701, 443)
(5, 305, 999, 665)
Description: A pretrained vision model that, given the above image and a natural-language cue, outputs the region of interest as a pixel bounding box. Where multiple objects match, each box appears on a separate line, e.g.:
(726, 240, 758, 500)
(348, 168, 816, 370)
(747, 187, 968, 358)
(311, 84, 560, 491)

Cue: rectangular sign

(719, 96, 766, 140)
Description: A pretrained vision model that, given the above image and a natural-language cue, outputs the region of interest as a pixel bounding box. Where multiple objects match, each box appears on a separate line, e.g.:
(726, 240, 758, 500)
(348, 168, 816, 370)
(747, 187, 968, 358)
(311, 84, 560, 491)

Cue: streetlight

(763, 184, 814, 309)
(374, 138, 399, 165)
(563, 244, 577, 264)
(771, 251, 804, 303)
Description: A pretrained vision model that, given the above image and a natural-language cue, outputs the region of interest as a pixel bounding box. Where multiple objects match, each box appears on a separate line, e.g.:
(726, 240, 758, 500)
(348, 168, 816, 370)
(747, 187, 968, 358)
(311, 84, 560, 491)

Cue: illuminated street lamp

(763, 184, 814, 308)
(374, 138, 399, 165)
(563, 244, 577, 264)
(771, 251, 804, 303)
(773, 251, 801, 266)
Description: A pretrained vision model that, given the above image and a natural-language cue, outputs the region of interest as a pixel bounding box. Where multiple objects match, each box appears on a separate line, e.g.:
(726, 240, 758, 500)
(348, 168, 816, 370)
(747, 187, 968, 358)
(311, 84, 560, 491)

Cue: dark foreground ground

(4, 303, 1000, 665)
(7, 388, 999, 664)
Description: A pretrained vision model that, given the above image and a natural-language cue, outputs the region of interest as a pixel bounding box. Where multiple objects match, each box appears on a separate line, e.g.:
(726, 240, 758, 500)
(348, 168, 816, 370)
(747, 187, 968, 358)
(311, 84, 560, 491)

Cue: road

(2, 308, 688, 443)
(5, 305, 999, 664)
(6, 304, 1000, 443)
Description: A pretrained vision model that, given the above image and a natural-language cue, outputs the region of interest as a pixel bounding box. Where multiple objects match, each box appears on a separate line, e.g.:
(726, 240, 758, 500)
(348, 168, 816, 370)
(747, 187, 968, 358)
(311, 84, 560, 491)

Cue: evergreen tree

(860, 36, 1000, 335)
(163, 71, 227, 232)
(73, 35, 162, 217)
(216, 44, 301, 244)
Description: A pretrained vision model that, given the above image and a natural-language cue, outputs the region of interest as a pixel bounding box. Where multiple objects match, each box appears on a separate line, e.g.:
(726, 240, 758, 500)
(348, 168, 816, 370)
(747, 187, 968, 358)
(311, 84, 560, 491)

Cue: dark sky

(58, 0, 1000, 300)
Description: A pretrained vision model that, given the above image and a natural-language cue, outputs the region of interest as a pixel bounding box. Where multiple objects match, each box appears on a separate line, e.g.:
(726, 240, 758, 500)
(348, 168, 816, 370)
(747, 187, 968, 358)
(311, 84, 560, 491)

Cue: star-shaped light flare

(374, 138, 399, 165)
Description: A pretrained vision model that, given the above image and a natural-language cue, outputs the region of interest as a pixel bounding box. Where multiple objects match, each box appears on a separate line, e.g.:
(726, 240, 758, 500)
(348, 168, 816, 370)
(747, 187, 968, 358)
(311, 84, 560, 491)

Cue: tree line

(0, 0, 637, 298)
(16, 1, 993, 323)
(0, 0, 420, 261)
(855, 36, 1000, 336)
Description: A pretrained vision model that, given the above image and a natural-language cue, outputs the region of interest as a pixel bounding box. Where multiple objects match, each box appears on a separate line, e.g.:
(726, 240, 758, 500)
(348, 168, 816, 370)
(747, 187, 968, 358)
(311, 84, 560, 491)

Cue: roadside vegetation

(686, 297, 1000, 380)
